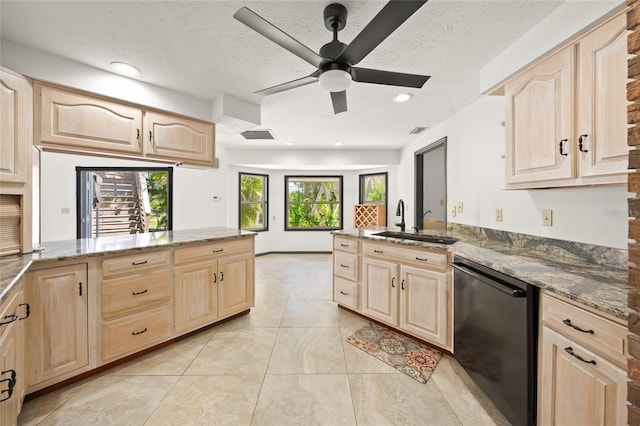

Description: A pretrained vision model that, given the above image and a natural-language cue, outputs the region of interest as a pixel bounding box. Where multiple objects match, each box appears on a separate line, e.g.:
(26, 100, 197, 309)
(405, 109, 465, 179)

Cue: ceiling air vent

(409, 127, 428, 134)
(240, 129, 276, 140)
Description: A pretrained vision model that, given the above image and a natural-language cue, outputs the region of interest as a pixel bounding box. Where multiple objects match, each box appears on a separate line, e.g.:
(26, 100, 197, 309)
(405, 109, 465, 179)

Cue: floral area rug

(346, 322, 442, 384)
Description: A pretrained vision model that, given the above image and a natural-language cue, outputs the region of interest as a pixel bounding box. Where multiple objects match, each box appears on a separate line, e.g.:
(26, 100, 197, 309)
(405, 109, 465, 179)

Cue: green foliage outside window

(361, 174, 386, 204)
(240, 173, 267, 231)
(286, 177, 342, 230)
(146, 171, 169, 231)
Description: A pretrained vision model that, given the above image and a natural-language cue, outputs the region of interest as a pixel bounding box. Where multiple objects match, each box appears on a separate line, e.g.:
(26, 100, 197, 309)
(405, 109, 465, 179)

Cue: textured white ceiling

(0, 0, 562, 149)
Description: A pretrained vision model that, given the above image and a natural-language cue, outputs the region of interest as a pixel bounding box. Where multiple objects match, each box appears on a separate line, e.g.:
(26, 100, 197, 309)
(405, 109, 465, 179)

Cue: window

(285, 176, 343, 230)
(76, 167, 172, 238)
(239, 172, 268, 231)
(359, 172, 388, 204)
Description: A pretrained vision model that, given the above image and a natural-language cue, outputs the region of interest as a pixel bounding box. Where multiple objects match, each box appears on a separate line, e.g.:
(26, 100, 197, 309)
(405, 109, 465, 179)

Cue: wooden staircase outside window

(92, 171, 148, 237)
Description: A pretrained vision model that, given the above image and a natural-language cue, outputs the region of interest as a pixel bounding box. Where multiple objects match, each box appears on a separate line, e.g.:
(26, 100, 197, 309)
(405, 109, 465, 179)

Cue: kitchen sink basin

(372, 231, 459, 245)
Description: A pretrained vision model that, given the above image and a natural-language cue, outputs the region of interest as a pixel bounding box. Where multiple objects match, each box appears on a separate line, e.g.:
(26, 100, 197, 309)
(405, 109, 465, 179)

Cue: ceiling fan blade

(338, 0, 427, 66)
(331, 91, 347, 114)
(352, 67, 430, 88)
(255, 72, 320, 96)
(234, 7, 325, 68)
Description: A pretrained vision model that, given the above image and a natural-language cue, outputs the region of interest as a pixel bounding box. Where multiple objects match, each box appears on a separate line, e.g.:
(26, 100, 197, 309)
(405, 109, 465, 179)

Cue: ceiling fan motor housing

(324, 3, 347, 32)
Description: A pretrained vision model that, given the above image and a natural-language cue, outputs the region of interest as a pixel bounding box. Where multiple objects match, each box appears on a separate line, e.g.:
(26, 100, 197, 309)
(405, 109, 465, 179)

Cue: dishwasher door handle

(451, 263, 527, 298)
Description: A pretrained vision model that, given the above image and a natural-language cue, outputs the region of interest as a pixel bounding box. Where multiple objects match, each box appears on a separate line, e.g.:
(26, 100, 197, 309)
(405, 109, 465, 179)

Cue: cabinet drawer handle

(340, 243, 349, 247)
(391, 277, 396, 288)
(562, 319, 594, 334)
(559, 138, 569, 156)
(212, 248, 224, 253)
(340, 291, 349, 296)
(132, 260, 148, 266)
(374, 249, 384, 254)
(415, 257, 429, 262)
(132, 289, 148, 296)
(18, 303, 30, 320)
(0, 315, 17, 327)
(0, 370, 15, 403)
(578, 134, 589, 153)
(340, 264, 349, 268)
(132, 328, 148, 336)
(564, 347, 596, 365)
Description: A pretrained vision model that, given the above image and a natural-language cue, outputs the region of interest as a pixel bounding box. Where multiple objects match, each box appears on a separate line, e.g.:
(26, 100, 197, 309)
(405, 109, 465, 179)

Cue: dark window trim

(75, 166, 173, 239)
(284, 175, 344, 231)
(414, 136, 447, 230)
(238, 172, 269, 232)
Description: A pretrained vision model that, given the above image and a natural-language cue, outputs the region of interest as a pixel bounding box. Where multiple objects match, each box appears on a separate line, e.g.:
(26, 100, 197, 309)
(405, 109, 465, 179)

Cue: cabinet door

(0, 68, 31, 184)
(539, 326, 627, 426)
(362, 257, 398, 325)
(26, 264, 88, 388)
(577, 13, 628, 181)
(143, 111, 215, 166)
(505, 47, 574, 185)
(0, 286, 22, 425)
(218, 253, 253, 318)
(399, 265, 448, 346)
(35, 83, 143, 154)
(174, 260, 218, 333)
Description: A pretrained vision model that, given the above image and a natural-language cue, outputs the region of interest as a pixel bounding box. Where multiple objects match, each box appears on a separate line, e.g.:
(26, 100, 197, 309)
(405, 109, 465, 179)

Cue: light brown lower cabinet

(0, 280, 26, 425)
(26, 264, 88, 390)
(538, 293, 627, 425)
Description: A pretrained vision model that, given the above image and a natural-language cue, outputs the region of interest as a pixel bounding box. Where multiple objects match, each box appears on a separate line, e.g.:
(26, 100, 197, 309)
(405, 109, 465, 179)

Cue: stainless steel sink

(372, 231, 458, 245)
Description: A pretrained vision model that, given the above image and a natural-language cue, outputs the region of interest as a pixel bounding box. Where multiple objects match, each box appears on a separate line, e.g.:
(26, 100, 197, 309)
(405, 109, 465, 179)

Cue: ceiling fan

(233, 1, 430, 114)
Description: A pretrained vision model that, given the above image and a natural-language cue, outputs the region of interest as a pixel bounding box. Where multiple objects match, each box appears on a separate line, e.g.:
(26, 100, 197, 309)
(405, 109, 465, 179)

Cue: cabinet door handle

(578, 134, 589, 153)
(132, 289, 148, 296)
(132, 260, 148, 266)
(132, 328, 148, 336)
(212, 248, 224, 253)
(149, 131, 152, 142)
(391, 277, 396, 288)
(564, 347, 596, 365)
(340, 291, 349, 296)
(0, 371, 15, 403)
(220, 272, 224, 282)
(79, 282, 83, 296)
(18, 303, 30, 320)
(415, 257, 429, 262)
(562, 319, 594, 334)
(136, 128, 140, 141)
(0, 315, 17, 327)
(559, 139, 569, 156)
(213, 273, 217, 283)
(374, 249, 384, 254)
(401, 279, 405, 290)
(340, 264, 349, 268)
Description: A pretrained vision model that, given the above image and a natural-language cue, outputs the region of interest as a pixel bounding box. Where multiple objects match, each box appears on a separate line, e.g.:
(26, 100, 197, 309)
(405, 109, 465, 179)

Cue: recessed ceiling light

(110, 61, 141, 77)
(393, 93, 413, 103)
(285, 142, 295, 146)
(334, 142, 343, 146)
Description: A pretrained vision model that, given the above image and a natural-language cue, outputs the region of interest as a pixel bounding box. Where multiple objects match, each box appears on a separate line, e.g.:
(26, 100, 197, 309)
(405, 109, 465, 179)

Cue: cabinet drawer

(334, 252, 358, 281)
(363, 242, 448, 271)
(102, 250, 171, 278)
(334, 277, 357, 309)
(102, 305, 172, 361)
(102, 269, 172, 319)
(334, 237, 358, 253)
(174, 238, 251, 265)
(542, 293, 627, 367)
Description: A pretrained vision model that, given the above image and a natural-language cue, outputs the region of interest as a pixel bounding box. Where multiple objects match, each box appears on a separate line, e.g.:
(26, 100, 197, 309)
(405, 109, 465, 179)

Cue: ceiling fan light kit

(234, 1, 430, 114)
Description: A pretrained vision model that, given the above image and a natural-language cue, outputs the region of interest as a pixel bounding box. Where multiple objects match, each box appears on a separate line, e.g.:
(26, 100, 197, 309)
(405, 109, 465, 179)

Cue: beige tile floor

(18, 253, 509, 426)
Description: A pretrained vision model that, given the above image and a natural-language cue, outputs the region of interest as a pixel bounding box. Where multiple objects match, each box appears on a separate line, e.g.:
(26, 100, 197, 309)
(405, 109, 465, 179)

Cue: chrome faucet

(395, 199, 405, 232)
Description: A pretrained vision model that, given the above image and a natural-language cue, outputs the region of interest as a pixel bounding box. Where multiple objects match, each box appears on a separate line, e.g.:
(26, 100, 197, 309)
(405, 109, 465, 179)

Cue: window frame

(238, 172, 269, 232)
(284, 175, 343, 231)
(75, 166, 173, 239)
(358, 172, 388, 206)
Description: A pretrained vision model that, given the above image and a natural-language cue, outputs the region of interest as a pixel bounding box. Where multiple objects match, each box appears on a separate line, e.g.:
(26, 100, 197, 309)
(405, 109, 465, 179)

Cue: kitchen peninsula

(0, 227, 255, 420)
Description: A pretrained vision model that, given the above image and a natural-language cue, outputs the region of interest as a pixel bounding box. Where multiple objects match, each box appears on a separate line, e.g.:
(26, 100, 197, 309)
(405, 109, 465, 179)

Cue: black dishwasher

(452, 256, 538, 426)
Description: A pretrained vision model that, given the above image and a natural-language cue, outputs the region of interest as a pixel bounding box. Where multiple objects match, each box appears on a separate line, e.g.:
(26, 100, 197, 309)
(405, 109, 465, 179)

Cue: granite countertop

(333, 227, 629, 321)
(0, 227, 255, 304)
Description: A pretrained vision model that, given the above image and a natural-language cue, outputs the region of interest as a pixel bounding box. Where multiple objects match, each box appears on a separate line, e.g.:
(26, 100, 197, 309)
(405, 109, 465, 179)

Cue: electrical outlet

(495, 208, 503, 222)
(542, 209, 553, 226)
(61, 207, 70, 214)
(457, 202, 463, 213)
(450, 205, 457, 217)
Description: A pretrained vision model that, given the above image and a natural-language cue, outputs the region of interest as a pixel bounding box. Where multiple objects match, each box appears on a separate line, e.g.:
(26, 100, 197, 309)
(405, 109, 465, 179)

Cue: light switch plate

(457, 202, 463, 213)
(450, 206, 457, 217)
(542, 209, 553, 226)
(495, 208, 503, 222)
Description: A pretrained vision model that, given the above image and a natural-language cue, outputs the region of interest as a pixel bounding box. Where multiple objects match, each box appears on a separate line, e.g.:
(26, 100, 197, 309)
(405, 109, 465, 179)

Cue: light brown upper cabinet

(34, 82, 216, 167)
(144, 111, 215, 166)
(504, 11, 627, 189)
(0, 68, 32, 184)
(35, 82, 143, 155)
